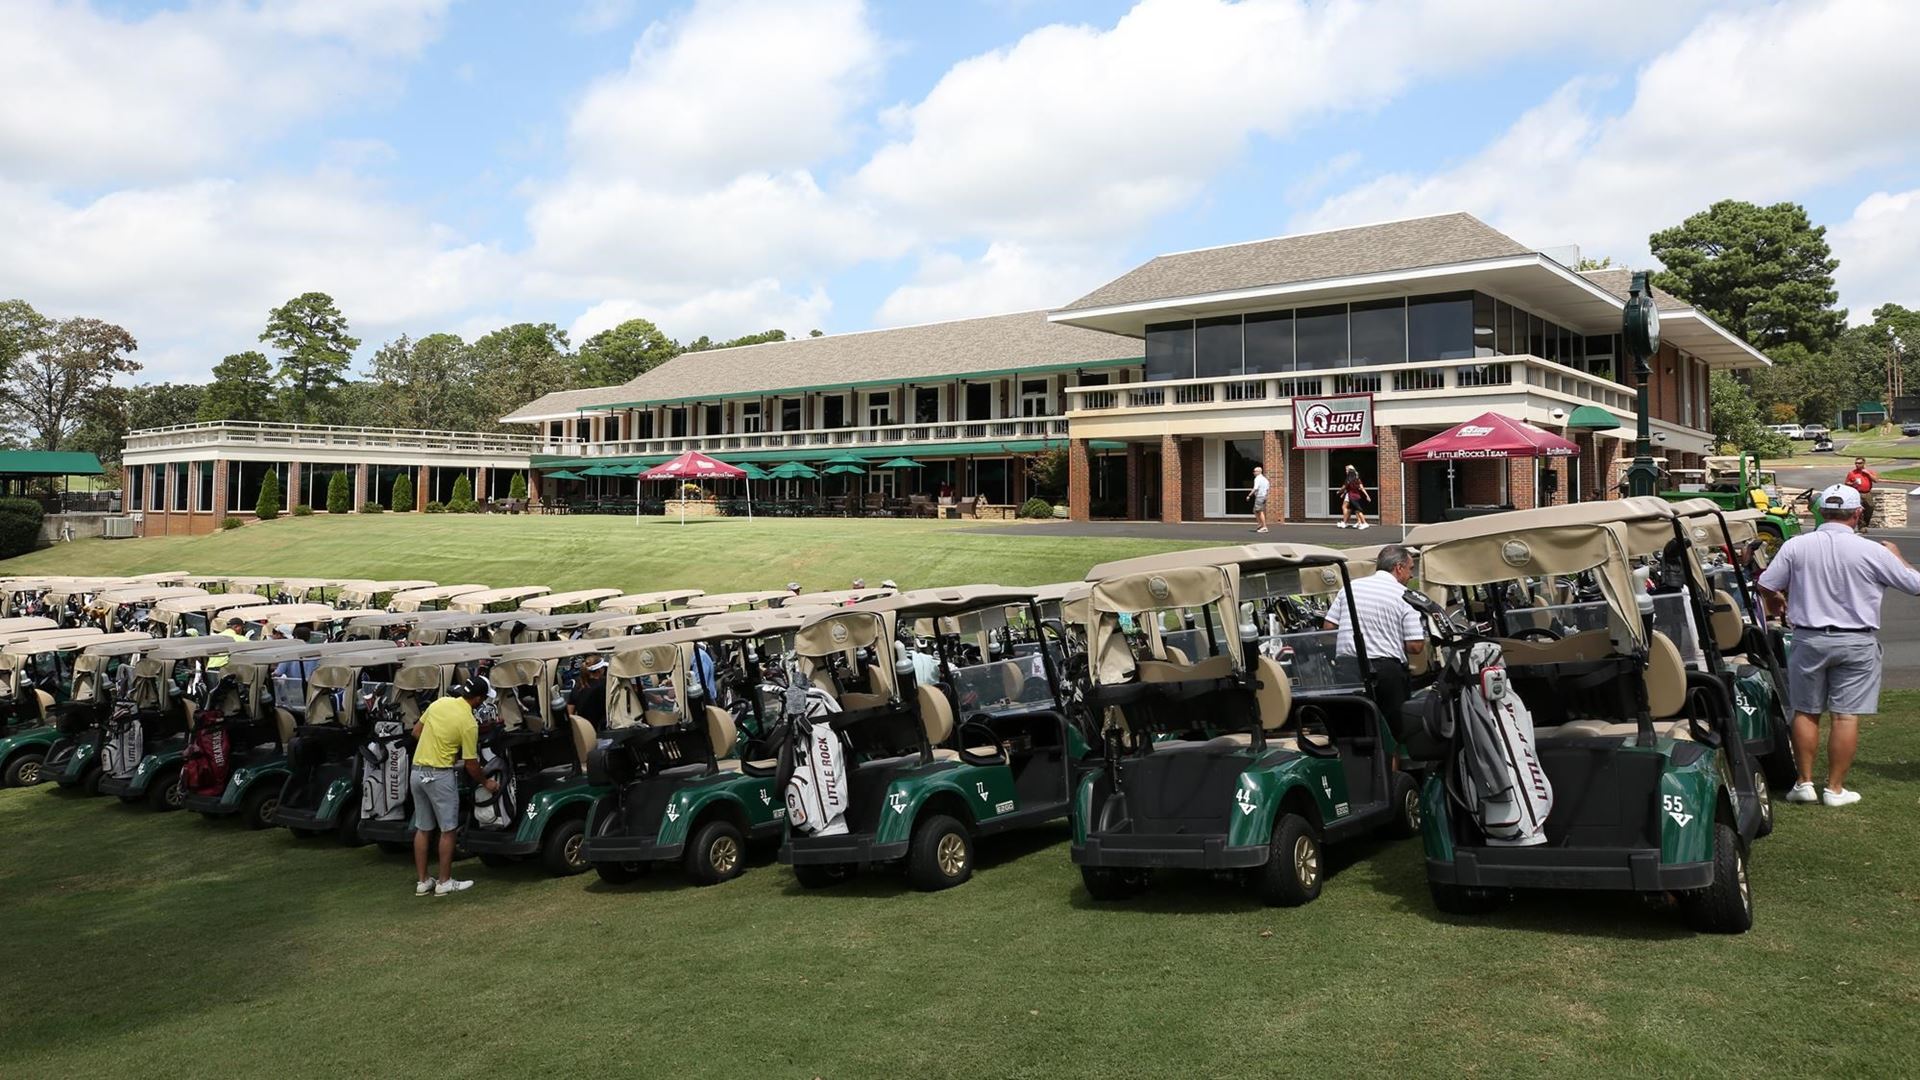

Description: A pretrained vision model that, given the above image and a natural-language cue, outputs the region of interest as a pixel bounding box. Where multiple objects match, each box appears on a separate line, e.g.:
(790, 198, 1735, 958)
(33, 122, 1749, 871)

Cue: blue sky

(3, 0, 1916, 384)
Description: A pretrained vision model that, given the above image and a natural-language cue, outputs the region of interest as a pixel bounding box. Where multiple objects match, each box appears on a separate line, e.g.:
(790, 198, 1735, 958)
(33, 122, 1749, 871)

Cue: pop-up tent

(641, 451, 747, 524)
(1398, 411, 1581, 527)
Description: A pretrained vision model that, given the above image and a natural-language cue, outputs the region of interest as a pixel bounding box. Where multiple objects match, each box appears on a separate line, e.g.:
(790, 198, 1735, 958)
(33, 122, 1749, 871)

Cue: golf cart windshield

(933, 602, 1056, 717)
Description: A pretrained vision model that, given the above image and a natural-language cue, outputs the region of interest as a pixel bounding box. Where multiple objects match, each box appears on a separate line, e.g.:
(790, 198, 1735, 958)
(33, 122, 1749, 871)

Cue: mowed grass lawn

(2, 516, 1918, 1077)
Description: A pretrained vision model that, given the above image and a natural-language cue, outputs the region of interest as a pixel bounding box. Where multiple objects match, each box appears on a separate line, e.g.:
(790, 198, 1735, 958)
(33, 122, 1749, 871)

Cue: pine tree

(326, 470, 351, 514)
(450, 474, 474, 513)
(508, 472, 527, 501)
(390, 473, 414, 513)
(255, 470, 280, 520)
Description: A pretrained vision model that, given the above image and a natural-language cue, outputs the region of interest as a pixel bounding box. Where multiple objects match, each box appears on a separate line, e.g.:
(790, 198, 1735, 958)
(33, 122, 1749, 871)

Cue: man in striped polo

(1324, 545, 1425, 728)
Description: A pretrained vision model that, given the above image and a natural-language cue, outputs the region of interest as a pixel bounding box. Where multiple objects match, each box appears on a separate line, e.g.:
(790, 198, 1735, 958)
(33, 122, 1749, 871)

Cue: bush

(254, 469, 280, 520)
(326, 471, 351, 514)
(292, 504, 313, 517)
(424, 501, 446, 514)
(508, 472, 527, 501)
(0, 497, 45, 559)
(448, 474, 475, 513)
(390, 473, 414, 513)
(1019, 497, 1054, 519)
(220, 516, 245, 531)
(358, 501, 383, 514)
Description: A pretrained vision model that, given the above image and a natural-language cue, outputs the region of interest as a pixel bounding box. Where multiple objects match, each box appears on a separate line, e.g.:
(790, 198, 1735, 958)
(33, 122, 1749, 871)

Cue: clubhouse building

(121, 213, 1767, 534)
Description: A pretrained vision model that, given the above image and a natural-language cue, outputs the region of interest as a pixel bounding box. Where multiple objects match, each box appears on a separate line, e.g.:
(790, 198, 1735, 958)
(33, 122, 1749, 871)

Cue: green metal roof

(531, 437, 1121, 471)
(574, 355, 1143, 412)
(0, 451, 104, 476)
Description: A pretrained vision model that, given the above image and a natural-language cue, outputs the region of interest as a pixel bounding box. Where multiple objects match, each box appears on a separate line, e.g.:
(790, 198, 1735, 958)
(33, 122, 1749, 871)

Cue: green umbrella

(823, 463, 866, 476)
(822, 453, 868, 466)
(543, 469, 585, 481)
(769, 462, 818, 479)
(579, 464, 625, 476)
(876, 457, 924, 469)
(740, 462, 774, 480)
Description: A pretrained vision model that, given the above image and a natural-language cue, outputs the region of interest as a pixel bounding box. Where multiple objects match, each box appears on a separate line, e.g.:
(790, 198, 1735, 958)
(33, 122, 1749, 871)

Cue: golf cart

(268, 578, 370, 604)
(777, 587, 1084, 891)
(93, 636, 276, 809)
(1069, 545, 1422, 905)
(42, 635, 161, 793)
(336, 580, 437, 610)
(509, 610, 633, 643)
(406, 610, 528, 646)
(180, 640, 399, 829)
(691, 590, 790, 611)
(149, 593, 271, 638)
(233, 603, 378, 642)
(447, 586, 551, 614)
(780, 586, 898, 609)
(340, 611, 432, 643)
(0, 630, 148, 787)
(583, 607, 729, 639)
(45, 582, 129, 628)
(599, 589, 706, 613)
(387, 584, 488, 613)
(84, 586, 208, 633)
(1403, 502, 1767, 932)
(351, 644, 508, 852)
(517, 589, 625, 616)
(1657, 452, 1800, 553)
(459, 638, 618, 875)
(273, 647, 425, 842)
(580, 613, 808, 886)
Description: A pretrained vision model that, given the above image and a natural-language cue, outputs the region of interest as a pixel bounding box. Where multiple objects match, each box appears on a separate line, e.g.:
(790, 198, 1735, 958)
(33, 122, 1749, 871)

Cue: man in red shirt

(1846, 457, 1877, 528)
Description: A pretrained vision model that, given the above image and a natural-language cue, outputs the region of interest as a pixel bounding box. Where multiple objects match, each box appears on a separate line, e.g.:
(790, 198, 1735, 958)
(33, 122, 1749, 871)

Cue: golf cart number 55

(1662, 794, 1694, 826)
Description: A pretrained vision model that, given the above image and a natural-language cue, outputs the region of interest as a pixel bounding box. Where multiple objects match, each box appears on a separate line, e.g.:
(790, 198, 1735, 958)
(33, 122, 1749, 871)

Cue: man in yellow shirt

(410, 677, 499, 896)
(208, 618, 248, 670)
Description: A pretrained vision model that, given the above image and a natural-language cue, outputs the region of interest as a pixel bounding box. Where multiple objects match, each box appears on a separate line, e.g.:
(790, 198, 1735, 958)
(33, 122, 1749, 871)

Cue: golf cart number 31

(1662, 794, 1694, 827)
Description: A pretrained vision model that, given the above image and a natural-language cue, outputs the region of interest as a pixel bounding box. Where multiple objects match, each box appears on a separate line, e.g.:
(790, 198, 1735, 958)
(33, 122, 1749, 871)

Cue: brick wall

(1286, 433, 1306, 522)
(352, 464, 368, 511)
(1160, 434, 1183, 524)
(1067, 438, 1091, 521)
(1180, 438, 1204, 522)
(1460, 460, 1504, 505)
(1376, 426, 1403, 524)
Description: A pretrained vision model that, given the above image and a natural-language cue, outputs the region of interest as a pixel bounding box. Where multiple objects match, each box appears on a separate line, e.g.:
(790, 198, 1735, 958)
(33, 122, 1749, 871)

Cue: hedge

(0, 498, 44, 559)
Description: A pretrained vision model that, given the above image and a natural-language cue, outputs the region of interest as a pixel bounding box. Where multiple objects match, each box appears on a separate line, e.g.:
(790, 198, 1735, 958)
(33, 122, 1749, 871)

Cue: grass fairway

(2, 518, 1917, 1077)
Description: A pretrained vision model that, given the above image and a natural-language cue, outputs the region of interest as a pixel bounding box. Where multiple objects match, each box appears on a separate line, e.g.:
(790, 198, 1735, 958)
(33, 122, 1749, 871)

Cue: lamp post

(1624, 270, 1662, 496)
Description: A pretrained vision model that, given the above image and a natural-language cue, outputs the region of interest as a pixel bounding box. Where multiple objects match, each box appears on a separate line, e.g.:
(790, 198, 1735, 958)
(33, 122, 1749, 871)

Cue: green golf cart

(148, 593, 272, 638)
(94, 636, 276, 809)
(1658, 452, 1800, 553)
(351, 643, 508, 853)
(0, 630, 146, 787)
(42, 635, 168, 793)
(83, 586, 208, 633)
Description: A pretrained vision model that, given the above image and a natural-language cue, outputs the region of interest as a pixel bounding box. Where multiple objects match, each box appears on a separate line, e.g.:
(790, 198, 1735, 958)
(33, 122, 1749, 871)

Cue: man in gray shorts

(409, 677, 499, 895)
(1758, 484, 1920, 807)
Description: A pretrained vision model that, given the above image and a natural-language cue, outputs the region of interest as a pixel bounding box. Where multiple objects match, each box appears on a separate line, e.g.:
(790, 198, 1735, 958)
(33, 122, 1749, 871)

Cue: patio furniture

(906, 494, 934, 518)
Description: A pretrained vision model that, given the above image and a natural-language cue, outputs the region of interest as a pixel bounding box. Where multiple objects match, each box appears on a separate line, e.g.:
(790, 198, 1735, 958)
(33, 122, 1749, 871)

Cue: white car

(1803, 424, 1831, 439)
(1767, 423, 1806, 440)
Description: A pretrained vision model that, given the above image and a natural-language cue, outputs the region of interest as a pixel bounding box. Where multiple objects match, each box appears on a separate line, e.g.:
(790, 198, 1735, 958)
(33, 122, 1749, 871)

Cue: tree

(326, 470, 351, 514)
(2, 315, 140, 451)
(508, 471, 527, 501)
(1709, 370, 1788, 456)
(73, 382, 208, 466)
(371, 332, 476, 429)
(1649, 200, 1847, 352)
(256, 470, 281, 520)
(390, 472, 413, 513)
(470, 323, 573, 429)
(200, 350, 275, 421)
(448, 473, 474, 513)
(576, 319, 679, 387)
(1573, 255, 1613, 271)
(260, 292, 359, 424)
(685, 328, 788, 354)
(0, 299, 49, 378)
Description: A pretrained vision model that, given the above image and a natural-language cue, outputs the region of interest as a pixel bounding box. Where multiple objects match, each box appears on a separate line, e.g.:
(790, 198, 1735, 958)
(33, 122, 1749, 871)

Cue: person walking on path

(1337, 465, 1371, 530)
(1323, 545, 1425, 731)
(1757, 484, 1920, 807)
(1248, 466, 1271, 533)
(410, 677, 499, 895)
(1845, 456, 1877, 529)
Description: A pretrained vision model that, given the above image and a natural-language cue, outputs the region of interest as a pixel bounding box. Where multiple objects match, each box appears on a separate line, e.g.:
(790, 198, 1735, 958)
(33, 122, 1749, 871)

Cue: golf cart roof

(496, 637, 618, 663)
(141, 636, 279, 662)
(413, 610, 526, 631)
(512, 610, 633, 633)
(342, 611, 424, 630)
(0, 630, 149, 659)
(1403, 497, 1677, 548)
(1030, 580, 1091, 603)
(336, 579, 437, 603)
(225, 639, 398, 675)
(385, 642, 508, 689)
(1700, 507, 1769, 546)
(0, 627, 106, 649)
(275, 576, 369, 590)
(127, 570, 194, 583)
(91, 586, 208, 606)
(1084, 542, 1350, 584)
(448, 585, 552, 612)
(516, 588, 625, 614)
(153, 593, 271, 616)
(0, 616, 56, 634)
(388, 584, 489, 609)
(693, 590, 790, 610)
(605, 631, 690, 680)
(226, 576, 278, 590)
(232, 603, 357, 625)
(600, 589, 706, 612)
(691, 608, 812, 636)
(77, 635, 170, 659)
(847, 585, 1037, 619)
(780, 587, 897, 607)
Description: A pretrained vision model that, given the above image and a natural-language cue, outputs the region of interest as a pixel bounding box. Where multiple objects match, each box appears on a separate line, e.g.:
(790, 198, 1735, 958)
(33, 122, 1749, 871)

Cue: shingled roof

(1057, 212, 1533, 312)
(1575, 269, 1693, 312)
(502, 310, 1139, 423)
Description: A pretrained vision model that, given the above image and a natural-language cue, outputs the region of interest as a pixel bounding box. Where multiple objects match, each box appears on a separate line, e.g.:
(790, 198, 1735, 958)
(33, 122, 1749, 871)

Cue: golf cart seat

(1531, 632, 1689, 742)
(1136, 653, 1234, 684)
(276, 707, 296, 746)
(570, 713, 595, 769)
(1708, 589, 1745, 652)
(916, 682, 1003, 762)
(1203, 656, 1296, 749)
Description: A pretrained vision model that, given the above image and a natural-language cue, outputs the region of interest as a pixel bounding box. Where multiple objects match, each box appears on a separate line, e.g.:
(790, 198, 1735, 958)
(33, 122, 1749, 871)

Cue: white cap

(584, 656, 608, 671)
(1820, 484, 1862, 511)
(880, 579, 897, 589)
(273, 623, 295, 636)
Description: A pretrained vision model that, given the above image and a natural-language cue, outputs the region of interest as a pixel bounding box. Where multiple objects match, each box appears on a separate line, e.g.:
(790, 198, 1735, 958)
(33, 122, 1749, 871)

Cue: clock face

(1644, 299, 1660, 353)
(1625, 296, 1660, 357)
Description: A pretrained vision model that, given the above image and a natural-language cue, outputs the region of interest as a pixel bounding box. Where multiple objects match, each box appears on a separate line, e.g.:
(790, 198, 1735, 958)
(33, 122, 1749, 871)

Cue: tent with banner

(641, 451, 748, 524)
(1398, 411, 1580, 527)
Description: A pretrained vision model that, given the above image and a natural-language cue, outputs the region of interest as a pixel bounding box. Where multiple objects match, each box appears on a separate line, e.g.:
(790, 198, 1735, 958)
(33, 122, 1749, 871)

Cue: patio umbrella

(543, 469, 584, 481)
(876, 457, 923, 468)
(739, 463, 773, 480)
(642, 450, 748, 524)
(822, 453, 868, 466)
(822, 463, 865, 475)
(579, 464, 626, 476)
(1397, 410, 1581, 527)
(769, 462, 818, 479)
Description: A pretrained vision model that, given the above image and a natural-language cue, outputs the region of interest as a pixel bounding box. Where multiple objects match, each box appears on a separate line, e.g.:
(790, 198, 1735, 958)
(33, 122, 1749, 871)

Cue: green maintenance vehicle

(1658, 452, 1801, 553)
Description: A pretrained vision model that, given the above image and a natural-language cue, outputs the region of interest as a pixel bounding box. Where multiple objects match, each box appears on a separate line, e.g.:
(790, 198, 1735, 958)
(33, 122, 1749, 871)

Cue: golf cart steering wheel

(1511, 627, 1561, 642)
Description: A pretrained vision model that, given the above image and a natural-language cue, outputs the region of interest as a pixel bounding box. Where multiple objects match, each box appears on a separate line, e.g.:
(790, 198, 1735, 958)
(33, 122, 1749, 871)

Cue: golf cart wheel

(1386, 772, 1423, 839)
(906, 813, 974, 891)
(336, 801, 367, 847)
(1429, 881, 1503, 916)
(540, 817, 590, 877)
(79, 763, 104, 796)
(2, 751, 46, 788)
(1255, 812, 1322, 907)
(1760, 744, 1799, 793)
(1755, 522, 1784, 558)
(147, 768, 184, 812)
(1753, 768, 1775, 839)
(240, 786, 281, 831)
(1081, 866, 1148, 901)
(1680, 822, 1754, 934)
(377, 840, 412, 855)
(684, 819, 747, 886)
(791, 861, 854, 889)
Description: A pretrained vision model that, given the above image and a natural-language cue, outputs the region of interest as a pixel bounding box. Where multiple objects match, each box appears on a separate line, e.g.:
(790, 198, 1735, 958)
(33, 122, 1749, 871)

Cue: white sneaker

(1821, 787, 1862, 807)
(434, 877, 475, 896)
(1785, 781, 1818, 803)
(1336, 522, 1350, 529)
(1357, 522, 1370, 530)
(415, 879, 433, 896)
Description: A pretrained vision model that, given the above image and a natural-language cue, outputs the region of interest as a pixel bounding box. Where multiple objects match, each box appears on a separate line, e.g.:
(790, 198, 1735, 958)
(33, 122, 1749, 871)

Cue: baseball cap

(880, 579, 897, 590)
(584, 656, 608, 672)
(1820, 484, 1862, 511)
(787, 582, 802, 592)
(273, 623, 295, 637)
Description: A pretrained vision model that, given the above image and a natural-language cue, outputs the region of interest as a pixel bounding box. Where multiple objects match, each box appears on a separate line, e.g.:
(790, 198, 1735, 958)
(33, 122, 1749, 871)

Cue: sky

(3, 0, 1917, 385)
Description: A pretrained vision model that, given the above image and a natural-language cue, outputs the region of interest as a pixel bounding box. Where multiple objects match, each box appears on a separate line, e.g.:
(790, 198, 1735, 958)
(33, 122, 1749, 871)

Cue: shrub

(220, 516, 245, 531)
(678, 482, 705, 501)
(291, 505, 313, 517)
(390, 473, 414, 513)
(424, 501, 446, 514)
(360, 501, 385, 514)
(0, 497, 45, 559)
(448, 474, 474, 513)
(508, 472, 527, 501)
(326, 471, 351, 514)
(1019, 497, 1054, 519)
(255, 469, 280, 520)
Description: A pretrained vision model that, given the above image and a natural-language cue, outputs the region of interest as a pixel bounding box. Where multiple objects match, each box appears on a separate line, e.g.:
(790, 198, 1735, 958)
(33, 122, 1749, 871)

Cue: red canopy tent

(640, 451, 748, 524)
(1397, 412, 1580, 525)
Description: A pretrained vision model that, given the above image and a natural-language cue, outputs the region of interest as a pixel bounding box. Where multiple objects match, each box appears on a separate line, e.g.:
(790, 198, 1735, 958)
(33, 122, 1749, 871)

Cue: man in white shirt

(1324, 545, 1425, 726)
(1249, 466, 1271, 534)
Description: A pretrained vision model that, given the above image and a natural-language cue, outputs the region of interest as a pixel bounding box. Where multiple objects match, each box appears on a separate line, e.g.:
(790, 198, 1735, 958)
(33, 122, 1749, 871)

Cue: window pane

(1543, 321, 1560, 363)
(965, 383, 993, 419)
(1496, 301, 1515, 356)
(1224, 438, 1261, 497)
(1195, 316, 1243, 378)
(1145, 321, 1194, 381)
(1244, 310, 1294, 374)
(1295, 304, 1348, 370)
(1527, 313, 1544, 358)
(1561, 325, 1577, 368)
(1409, 292, 1474, 363)
(1349, 298, 1406, 367)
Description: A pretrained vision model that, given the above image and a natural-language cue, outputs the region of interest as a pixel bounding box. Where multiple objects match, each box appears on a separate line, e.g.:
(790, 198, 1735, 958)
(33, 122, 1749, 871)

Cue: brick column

(1010, 455, 1028, 506)
(287, 461, 303, 512)
(475, 467, 490, 505)
(415, 465, 429, 512)
(210, 460, 229, 519)
(1160, 434, 1183, 524)
(352, 464, 368, 511)
(529, 469, 544, 507)
(1286, 432, 1308, 523)
(1067, 438, 1091, 522)
(1125, 444, 1142, 520)
(1375, 426, 1403, 525)
(1181, 438, 1204, 521)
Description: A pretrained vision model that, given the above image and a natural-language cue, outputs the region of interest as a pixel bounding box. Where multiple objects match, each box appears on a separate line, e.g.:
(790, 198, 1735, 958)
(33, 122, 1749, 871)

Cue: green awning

(0, 451, 103, 477)
(1566, 406, 1620, 431)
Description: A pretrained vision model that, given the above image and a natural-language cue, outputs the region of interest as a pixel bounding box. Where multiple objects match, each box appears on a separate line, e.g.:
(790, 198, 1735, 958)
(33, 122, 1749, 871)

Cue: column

(210, 459, 229, 520)
(1160, 434, 1183, 524)
(287, 461, 303, 512)
(1375, 426, 1403, 525)
(1067, 438, 1091, 522)
(1124, 444, 1143, 521)
(529, 469, 544, 508)
(1286, 432, 1307, 523)
(476, 467, 491, 505)
(352, 464, 368, 512)
(415, 465, 429, 512)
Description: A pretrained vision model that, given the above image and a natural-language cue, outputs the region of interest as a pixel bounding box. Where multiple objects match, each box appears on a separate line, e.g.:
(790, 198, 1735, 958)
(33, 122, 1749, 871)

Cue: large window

(866, 391, 891, 427)
(169, 463, 187, 511)
(1296, 304, 1349, 370)
(914, 387, 939, 423)
(1019, 379, 1050, 417)
(974, 458, 1010, 504)
(127, 467, 143, 511)
(196, 463, 214, 513)
(740, 402, 761, 433)
(1349, 298, 1407, 367)
(822, 395, 848, 429)
(668, 408, 687, 437)
(1195, 316, 1243, 378)
(704, 404, 723, 434)
(1495, 301, 1515, 356)
(780, 398, 802, 431)
(1413, 292, 1476, 363)
(1473, 294, 1498, 358)
(605, 414, 621, 441)
(965, 382, 993, 420)
(1244, 310, 1293, 373)
(1145, 321, 1195, 382)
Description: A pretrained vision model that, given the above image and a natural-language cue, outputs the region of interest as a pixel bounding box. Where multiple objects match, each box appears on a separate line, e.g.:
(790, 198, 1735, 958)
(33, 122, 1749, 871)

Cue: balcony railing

(549, 416, 1070, 458)
(1066, 356, 1643, 419)
(124, 420, 574, 455)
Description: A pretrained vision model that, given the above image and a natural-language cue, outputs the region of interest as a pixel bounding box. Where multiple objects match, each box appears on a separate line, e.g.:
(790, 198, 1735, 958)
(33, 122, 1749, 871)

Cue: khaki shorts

(1788, 629, 1882, 715)
(410, 766, 461, 832)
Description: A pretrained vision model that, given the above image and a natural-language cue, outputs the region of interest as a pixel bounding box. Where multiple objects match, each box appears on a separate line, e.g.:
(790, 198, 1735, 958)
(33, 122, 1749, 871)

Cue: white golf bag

(101, 714, 143, 779)
(469, 748, 516, 829)
(1450, 642, 1553, 846)
(360, 719, 410, 820)
(782, 684, 849, 837)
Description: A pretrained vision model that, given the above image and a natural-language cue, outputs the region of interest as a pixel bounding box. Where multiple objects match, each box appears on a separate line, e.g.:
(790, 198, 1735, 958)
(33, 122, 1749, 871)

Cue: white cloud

(1297, 0, 1920, 274)
(0, 0, 452, 184)
(568, 283, 831, 345)
(875, 243, 1120, 326)
(1832, 189, 1920, 323)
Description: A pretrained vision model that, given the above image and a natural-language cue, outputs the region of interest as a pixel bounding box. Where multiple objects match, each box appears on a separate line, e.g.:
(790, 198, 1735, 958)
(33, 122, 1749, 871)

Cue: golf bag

(780, 682, 849, 837)
(469, 748, 517, 829)
(181, 709, 233, 797)
(100, 704, 143, 779)
(360, 719, 410, 820)
(1447, 642, 1553, 847)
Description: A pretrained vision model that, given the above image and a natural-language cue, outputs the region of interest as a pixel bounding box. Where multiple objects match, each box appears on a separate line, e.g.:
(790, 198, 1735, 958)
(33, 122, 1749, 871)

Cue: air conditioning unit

(102, 516, 138, 539)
